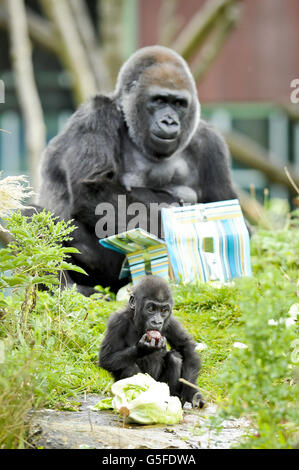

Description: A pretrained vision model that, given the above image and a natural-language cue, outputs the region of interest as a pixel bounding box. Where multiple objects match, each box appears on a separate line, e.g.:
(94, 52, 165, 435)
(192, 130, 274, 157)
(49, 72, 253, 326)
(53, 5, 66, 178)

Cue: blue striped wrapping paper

(99, 228, 169, 284)
(162, 199, 252, 283)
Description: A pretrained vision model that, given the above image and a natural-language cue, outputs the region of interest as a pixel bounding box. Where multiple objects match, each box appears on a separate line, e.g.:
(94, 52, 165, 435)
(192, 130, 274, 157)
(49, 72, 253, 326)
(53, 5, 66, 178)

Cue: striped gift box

(162, 199, 251, 283)
(99, 228, 169, 284)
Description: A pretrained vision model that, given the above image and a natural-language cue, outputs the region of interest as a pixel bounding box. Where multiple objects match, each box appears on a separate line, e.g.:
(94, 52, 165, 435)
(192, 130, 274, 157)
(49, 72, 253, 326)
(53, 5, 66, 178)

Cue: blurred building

(139, 0, 299, 201)
(0, 0, 298, 202)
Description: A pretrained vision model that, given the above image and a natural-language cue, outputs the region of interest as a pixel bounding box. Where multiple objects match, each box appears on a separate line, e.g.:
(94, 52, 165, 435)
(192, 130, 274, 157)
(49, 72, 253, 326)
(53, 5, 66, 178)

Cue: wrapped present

(161, 199, 251, 283)
(99, 228, 169, 284)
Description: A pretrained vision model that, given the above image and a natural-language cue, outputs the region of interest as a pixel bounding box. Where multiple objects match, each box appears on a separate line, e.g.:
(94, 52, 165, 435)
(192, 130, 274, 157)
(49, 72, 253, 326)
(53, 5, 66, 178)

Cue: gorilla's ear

(127, 80, 138, 92)
(82, 169, 116, 186)
(129, 294, 136, 310)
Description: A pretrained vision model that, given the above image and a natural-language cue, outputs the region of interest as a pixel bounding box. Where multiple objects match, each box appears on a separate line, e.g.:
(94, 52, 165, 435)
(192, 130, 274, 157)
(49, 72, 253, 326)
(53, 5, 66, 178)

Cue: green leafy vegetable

(90, 397, 113, 411)
(111, 373, 183, 425)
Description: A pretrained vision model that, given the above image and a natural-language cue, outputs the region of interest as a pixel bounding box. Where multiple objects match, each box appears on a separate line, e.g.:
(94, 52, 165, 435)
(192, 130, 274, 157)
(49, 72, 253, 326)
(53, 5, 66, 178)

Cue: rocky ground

(28, 394, 252, 449)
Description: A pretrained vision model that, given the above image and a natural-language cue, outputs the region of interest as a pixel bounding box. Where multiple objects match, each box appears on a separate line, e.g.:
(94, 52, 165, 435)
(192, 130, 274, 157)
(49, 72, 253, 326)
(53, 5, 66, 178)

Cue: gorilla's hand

(181, 387, 205, 409)
(136, 333, 166, 355)
(192, 391, 205, 409)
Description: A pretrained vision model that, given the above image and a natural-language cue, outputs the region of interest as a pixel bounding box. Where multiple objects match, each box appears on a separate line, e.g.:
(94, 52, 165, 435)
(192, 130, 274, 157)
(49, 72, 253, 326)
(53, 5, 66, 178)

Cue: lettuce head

(111, 373, 183, 425)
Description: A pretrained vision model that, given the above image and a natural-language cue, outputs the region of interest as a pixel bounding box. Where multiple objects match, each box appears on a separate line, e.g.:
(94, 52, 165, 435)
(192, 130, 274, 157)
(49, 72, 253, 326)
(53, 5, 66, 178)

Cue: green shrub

(0, 206, 298, 449)
(214, 270, 299, 448)
(0, 210, 86, 328)
(0, 210, 105, 448)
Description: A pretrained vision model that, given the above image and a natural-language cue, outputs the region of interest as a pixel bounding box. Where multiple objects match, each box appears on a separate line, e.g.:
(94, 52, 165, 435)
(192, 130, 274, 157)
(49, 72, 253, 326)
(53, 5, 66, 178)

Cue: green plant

(214, 270, 299, 448)
(250, 208, 299, 280)
(0, 200, 298, 449)
(0, 173, 34, 230)
(0, 210, 86, 327)
(0, 353, 38, 449)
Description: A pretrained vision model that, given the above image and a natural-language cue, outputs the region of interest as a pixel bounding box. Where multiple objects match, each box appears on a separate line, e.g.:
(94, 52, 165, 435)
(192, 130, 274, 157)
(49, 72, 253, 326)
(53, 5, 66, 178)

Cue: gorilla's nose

(161, 114, 176, 126)
(157, 117, 180, 139)
(150, 319, 163, 330)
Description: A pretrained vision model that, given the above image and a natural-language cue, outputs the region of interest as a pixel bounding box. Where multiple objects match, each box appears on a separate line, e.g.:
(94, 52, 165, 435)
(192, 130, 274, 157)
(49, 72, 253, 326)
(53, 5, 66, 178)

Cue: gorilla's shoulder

(192, 120, 226, 145)
(65, 93, 122, 134)
(189, 119, 229, 157)
(107, 307, 131, 327)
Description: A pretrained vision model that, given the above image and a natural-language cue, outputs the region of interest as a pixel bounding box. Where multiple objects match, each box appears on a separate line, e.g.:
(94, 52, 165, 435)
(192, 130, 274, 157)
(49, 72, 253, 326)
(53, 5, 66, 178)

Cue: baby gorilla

(99, 275, 204, 408)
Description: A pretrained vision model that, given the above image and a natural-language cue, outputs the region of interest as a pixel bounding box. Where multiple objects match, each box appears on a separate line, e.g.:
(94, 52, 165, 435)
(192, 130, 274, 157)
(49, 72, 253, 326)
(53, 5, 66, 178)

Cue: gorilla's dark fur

(99, 275, 204, 407)
(37, 46, 238, 295)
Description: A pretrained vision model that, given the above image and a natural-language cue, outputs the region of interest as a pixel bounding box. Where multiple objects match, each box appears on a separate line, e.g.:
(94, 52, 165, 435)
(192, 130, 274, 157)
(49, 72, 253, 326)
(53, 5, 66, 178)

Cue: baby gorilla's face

(142, 299, 172, 332)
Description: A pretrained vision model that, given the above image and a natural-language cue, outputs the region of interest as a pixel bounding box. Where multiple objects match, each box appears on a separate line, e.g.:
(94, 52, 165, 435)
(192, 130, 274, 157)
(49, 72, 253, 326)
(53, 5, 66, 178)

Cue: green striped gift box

(99, 228, 169, 284)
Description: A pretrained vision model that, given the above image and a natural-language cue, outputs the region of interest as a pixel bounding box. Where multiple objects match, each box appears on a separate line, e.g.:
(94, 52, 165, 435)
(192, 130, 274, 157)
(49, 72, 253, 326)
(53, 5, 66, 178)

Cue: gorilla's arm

(165, 316, 201, 402)
(71, 181, 180, 231)
(99, 310, 163, 379)
(99, 312, 140, 376)
(192, 122, 238, 203)
(38, 95, 121, 219)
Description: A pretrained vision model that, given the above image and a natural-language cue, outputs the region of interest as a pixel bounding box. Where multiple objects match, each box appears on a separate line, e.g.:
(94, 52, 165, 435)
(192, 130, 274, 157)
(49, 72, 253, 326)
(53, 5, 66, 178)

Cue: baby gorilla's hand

(181, 387, 205, 409)
(192, 391, 205, 409)
(137, 331, 166, 355)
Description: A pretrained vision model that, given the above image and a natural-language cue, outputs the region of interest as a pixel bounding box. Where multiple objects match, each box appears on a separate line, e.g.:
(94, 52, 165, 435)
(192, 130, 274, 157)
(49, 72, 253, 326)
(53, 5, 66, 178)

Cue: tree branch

(192, 3, 241, 82)
(173, 0, 237, 61)
(237, 188, 271, 229)
(7, 0, 46, 192)
(0, 4, 58, 54)
(157, 0, 182, 47)
(225, 130, 299, 192)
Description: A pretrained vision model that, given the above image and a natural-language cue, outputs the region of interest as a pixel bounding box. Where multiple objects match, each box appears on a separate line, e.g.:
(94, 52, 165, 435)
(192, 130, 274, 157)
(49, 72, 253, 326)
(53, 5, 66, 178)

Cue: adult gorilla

(37, 46, 238, 295)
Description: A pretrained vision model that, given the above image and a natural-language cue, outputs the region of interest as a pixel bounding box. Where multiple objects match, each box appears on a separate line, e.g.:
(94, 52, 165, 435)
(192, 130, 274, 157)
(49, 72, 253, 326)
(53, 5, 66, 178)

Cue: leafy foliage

(214, 271, 299, 448)
(250, 208, 299, 279)
(0, 210, 86, 291)
(0, 211, 87, 330)
(0, 208, 298, 448)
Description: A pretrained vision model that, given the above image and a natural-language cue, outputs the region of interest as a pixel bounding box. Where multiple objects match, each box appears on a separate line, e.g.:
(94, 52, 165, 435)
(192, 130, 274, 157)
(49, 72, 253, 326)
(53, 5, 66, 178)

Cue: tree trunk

(68, 0, 111, 92)
(0, 4, 58, 54)
(40, 0, 98, 104)
(99, 0, 125, 87)
(6, 0, 46, 192)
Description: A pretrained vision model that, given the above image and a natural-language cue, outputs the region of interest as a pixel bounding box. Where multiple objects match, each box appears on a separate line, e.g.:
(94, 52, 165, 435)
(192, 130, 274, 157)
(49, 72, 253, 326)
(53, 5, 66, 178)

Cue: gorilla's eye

(161, 306, 169, 314)
(152, 96, 166, 105)
(175, 99, 187, 108)
(147, 304, 155, 312)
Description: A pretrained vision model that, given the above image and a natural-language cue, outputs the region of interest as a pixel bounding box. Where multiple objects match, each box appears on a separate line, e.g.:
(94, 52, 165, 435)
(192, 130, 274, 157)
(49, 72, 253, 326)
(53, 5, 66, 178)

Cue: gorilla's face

(144, 86, 191, 158)
(117, 51, 200, 160)
(129, 275, 173, 335)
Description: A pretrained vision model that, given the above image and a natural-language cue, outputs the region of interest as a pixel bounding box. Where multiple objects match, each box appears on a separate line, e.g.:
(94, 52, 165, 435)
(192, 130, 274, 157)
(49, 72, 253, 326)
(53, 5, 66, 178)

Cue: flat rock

(28, 395, 251, 449)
